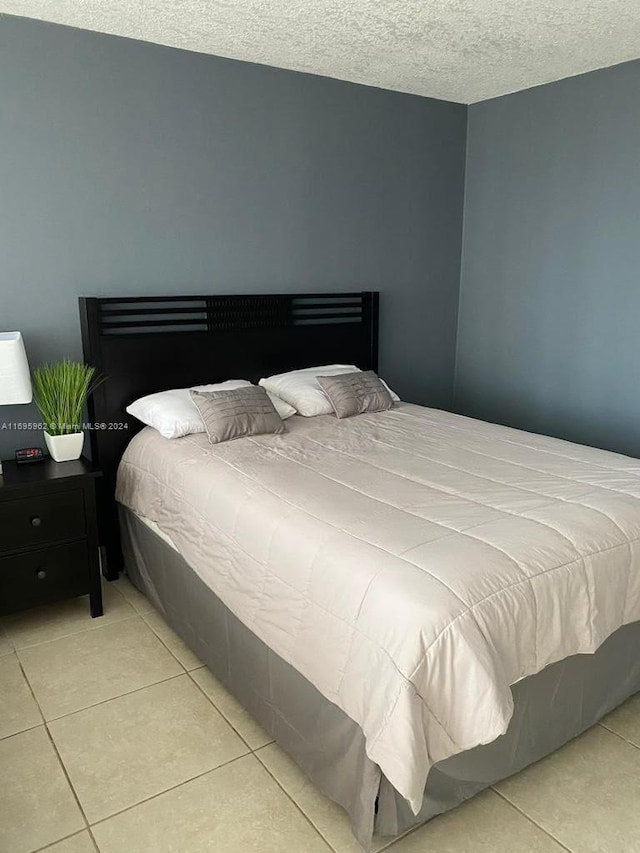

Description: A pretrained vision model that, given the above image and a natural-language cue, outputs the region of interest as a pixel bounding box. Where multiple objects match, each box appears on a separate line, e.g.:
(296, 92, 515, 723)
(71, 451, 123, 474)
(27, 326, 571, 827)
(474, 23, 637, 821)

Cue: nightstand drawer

(0, 489, 86, 552)
(0, 540, 89, 615)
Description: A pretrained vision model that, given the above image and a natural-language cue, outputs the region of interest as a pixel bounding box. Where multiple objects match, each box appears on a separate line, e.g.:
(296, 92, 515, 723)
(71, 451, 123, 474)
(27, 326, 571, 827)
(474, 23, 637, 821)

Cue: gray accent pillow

(316, 371, 393, 419)
(189, 386, 285, 443)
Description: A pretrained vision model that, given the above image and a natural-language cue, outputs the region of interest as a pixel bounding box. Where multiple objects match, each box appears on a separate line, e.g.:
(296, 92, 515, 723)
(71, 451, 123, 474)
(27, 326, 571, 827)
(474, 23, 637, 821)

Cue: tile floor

(1, 577, 640, 853)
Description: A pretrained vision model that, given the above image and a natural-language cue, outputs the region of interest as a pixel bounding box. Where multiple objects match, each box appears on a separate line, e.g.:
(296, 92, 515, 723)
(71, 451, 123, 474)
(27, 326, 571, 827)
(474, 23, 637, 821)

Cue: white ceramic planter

(44, 431, 84, 462)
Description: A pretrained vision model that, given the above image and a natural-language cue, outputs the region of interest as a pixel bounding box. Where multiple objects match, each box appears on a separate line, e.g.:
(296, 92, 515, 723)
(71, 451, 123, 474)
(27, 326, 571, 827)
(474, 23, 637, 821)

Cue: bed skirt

(119, 505, 640, 849)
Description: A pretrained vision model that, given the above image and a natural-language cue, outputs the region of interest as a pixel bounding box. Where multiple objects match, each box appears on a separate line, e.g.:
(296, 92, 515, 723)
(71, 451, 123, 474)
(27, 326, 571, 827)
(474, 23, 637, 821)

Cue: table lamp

(0, 332, 33, 475)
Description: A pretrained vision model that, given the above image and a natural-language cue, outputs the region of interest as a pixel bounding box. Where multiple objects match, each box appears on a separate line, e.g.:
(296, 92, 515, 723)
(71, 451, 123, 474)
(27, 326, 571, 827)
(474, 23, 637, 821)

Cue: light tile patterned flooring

(1, 578, 640, 852)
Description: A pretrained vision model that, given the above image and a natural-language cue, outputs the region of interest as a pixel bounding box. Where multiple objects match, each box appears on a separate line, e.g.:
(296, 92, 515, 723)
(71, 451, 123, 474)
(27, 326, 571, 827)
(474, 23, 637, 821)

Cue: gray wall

(0, 15, 467, 457)
(456, 60, 640, 456)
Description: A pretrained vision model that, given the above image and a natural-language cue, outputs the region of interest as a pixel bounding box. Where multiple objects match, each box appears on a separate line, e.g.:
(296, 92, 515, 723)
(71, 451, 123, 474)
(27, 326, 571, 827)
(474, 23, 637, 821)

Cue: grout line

(8, 612, 139, 653)
(15, 655, 94, 843)
(3, 582, 137, 653)
(185, 667, 258, 754)
(12, 601, 187, 724)
(252, 747, 337, 852)
(47, 671, 187, 723)
(118, 597, 157, 616)
(5, 589, 281, 850)
(3, 592, 138, 852)
(88, 827, 100, 853)
(13, 621, 252, 846)
(87, 827, 101, 852)
(139, 611, 194, 674)
(32, 829, 96, 853)
(377, 822, 423, 852)
(251, 742, 406, 852)
(13, 619, 257, 848)
(251, 744, 416, 853)
(114, 584, 198, 674)
(0, 718, 43, 743)
(44, 725, 93, 829)
(178, 660, 385, 850)
(11, 583, 635, 852)
(107, 579, 127, 598)
(88, 751, 252, 829)
(598, 720, 640, 751)
(111, 584, 212, 685)
(14, 656, 46, 720)
(490, 787, 573, 852)
(112, 578, 158, 616)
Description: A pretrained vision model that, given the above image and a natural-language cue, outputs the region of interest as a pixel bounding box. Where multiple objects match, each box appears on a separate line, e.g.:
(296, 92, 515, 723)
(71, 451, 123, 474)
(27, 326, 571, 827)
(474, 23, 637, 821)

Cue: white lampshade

(0, 332, 32, 404)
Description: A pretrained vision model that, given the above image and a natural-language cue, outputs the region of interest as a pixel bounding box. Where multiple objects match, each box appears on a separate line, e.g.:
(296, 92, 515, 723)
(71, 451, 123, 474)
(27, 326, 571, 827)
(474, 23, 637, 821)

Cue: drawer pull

(30, 516, 42, 528)
(36, 569, 47, 580)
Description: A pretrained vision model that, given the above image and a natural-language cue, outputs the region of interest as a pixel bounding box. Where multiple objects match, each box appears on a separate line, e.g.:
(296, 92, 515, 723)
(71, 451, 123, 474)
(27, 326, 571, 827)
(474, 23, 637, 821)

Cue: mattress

(116, 403, 640, 812)
(135, 514, 177, 550)
(120, 505, 640, 847)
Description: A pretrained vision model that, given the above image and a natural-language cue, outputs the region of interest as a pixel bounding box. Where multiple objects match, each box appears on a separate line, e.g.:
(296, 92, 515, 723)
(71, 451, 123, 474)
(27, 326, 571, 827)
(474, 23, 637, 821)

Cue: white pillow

(127, 381, 295, 439)
(259, 365, 399, 417)
(263, 393, 296, 421)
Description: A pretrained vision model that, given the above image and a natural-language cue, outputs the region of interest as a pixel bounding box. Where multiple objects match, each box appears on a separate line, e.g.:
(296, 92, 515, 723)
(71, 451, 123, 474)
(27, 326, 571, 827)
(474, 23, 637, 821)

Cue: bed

(80, 293, 640, 849)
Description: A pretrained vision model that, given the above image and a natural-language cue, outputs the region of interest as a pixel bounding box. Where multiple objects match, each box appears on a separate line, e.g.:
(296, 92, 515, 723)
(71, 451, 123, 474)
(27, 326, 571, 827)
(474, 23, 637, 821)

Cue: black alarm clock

(15, 447, 46, 464)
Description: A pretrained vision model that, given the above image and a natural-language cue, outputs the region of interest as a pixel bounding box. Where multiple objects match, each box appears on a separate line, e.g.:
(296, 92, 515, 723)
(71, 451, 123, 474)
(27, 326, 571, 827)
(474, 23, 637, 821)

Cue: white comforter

(116, 404, 640, 812)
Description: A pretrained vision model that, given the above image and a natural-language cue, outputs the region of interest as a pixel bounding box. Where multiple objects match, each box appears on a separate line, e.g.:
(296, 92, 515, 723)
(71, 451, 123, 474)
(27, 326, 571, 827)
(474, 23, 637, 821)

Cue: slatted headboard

(79, 292, 379, 576)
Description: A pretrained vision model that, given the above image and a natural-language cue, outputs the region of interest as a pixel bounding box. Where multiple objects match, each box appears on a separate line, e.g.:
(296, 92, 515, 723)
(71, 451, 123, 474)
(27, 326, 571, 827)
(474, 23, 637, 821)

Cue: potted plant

(32, 360, 102, 462)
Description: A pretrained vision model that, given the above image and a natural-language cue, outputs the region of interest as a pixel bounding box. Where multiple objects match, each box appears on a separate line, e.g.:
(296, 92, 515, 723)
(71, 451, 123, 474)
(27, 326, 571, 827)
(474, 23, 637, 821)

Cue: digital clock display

(15, 447, 46, 463)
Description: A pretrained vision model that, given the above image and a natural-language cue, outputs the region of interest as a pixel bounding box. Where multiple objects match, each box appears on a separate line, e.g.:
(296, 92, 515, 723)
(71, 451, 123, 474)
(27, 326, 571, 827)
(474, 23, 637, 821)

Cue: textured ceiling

(2, 0, 640, 103)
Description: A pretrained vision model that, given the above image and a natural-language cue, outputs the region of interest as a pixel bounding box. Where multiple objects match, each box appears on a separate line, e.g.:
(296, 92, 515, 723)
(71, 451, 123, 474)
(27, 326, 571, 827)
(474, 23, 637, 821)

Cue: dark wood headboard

(79, 291, 379, 576)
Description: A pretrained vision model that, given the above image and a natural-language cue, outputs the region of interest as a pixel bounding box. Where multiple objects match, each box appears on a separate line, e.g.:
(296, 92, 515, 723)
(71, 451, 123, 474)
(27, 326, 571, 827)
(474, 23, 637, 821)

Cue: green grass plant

(32, 360, 102, 435)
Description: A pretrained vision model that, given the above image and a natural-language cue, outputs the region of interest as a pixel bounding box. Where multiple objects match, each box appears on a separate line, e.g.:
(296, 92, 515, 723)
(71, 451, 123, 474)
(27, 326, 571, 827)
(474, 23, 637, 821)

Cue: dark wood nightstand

(0, 457, 103, 618)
